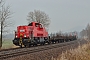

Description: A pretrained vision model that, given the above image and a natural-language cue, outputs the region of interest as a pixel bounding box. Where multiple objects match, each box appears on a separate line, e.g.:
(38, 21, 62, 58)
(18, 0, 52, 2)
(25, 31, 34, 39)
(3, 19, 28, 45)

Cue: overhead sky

(5, 0, 90, 33)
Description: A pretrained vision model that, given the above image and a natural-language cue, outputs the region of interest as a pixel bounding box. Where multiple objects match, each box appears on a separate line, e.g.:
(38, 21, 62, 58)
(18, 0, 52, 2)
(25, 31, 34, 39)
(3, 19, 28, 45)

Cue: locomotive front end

(13, 26, 32, 47)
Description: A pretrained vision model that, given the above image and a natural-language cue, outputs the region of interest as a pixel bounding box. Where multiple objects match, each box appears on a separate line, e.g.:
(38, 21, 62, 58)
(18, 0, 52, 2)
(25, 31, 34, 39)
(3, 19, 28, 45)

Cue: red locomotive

(13, 22, 49, 47)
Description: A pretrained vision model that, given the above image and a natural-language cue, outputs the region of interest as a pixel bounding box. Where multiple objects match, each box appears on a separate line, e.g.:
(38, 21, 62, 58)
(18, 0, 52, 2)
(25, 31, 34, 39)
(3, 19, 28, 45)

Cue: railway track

(0, 39, 86, 60)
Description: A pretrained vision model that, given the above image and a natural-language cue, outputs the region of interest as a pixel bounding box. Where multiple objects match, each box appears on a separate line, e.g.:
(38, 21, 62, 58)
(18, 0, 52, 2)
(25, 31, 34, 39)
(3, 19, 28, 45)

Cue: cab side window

(35, 23, 39, 27)
(40, 25, 42, 28)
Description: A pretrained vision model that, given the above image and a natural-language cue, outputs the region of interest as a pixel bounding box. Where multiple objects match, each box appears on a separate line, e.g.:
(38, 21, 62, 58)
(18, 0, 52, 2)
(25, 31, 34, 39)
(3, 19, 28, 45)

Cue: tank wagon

(13, 22, 77, 47)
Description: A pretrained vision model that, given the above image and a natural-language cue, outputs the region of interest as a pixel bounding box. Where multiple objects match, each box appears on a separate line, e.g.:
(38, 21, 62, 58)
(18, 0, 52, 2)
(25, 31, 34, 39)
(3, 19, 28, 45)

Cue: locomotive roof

(28, 22, 42, 26)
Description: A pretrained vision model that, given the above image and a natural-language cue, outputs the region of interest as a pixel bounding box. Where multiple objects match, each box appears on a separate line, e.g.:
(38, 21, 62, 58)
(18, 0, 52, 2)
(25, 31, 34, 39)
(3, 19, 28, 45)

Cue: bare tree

(0, 0, 12, 48)
(80, 29, 86, 38)
(27, 10, 50, 30)
(86, 24, 90, 39)
(80, 24, 90, 40)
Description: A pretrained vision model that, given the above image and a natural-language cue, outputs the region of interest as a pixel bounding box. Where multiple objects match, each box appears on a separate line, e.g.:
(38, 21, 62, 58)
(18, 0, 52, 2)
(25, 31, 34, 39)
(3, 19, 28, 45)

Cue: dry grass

(56, 42, 90, 60)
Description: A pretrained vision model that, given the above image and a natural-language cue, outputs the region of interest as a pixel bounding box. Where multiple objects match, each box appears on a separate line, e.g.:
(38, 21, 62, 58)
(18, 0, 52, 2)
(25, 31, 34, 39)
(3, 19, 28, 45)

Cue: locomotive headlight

(16, 36, 17, 38)
(24, 35, 26, 37)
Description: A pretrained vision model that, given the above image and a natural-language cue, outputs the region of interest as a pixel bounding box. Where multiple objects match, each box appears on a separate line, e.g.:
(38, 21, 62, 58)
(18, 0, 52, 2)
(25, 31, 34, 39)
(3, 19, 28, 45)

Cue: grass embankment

(56, 41, 90, 60)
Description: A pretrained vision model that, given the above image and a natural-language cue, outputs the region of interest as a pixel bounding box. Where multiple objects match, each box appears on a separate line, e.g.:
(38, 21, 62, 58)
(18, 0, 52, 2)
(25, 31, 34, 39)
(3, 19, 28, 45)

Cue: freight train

(13, 22, 77, 47)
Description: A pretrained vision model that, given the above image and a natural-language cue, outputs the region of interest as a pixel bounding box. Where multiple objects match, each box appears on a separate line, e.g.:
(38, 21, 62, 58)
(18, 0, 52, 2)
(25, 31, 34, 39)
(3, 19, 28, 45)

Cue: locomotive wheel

(47, 42, 50, 45)
(40, 43, 44, 45)
(33, 44, 37, 46)
(27, 44, 31, 47)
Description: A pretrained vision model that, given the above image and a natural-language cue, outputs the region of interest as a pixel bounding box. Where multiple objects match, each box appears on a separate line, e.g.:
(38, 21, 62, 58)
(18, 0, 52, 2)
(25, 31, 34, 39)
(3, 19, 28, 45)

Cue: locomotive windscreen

(20, 29, 25, 32)
(28, 23, 32, 26)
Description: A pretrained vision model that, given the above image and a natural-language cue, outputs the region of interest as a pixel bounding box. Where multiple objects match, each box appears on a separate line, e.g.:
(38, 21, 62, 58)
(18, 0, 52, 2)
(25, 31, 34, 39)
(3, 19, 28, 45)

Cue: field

(2, 39, 17, 49)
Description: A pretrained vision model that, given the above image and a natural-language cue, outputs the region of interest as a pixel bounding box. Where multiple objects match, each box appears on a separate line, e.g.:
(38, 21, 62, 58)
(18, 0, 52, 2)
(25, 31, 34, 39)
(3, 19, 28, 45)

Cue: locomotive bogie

(13, 38, 19, 46)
